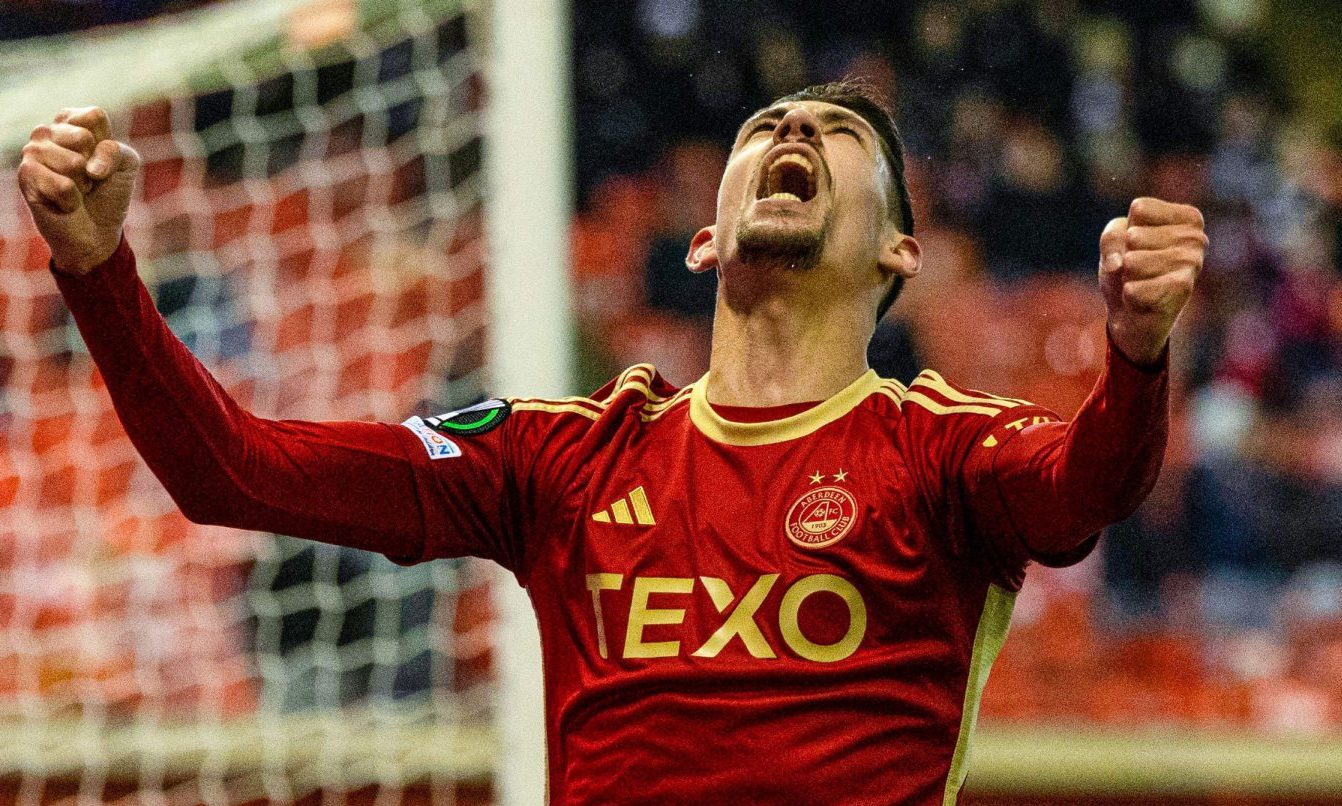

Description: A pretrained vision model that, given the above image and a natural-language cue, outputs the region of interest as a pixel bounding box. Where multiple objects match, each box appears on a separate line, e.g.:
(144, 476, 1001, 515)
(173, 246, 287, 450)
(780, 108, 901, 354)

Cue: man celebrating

(20, 81, 1204, 804)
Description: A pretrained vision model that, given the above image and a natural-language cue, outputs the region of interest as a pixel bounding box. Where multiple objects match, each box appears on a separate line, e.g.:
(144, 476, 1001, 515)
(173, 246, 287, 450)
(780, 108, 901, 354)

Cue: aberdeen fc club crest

(785, 470, 858, 549)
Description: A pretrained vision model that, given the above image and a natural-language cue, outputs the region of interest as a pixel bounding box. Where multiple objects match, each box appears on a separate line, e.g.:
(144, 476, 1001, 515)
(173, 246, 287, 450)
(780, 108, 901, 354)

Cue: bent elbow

(161, 475, 246, 527)
(172, 492, 229, 526)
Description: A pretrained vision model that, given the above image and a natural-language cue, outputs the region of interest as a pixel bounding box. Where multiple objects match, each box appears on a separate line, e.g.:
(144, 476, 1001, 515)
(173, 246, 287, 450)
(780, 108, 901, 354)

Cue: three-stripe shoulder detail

(877, 370, 1030, 417)
(508, 364, 693, 422)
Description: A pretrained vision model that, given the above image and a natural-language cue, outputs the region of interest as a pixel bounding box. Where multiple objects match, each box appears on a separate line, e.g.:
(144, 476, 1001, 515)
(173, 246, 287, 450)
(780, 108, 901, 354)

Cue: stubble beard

(735, 208, 831, 271)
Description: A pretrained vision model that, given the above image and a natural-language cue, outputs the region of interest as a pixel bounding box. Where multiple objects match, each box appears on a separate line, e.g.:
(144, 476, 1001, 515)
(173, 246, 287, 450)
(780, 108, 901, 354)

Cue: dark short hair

(771, 78, 915, 322)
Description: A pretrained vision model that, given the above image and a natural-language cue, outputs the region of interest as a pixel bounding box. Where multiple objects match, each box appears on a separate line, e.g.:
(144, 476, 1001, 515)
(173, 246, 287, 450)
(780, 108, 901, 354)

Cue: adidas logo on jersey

(592, 486, 656, 526)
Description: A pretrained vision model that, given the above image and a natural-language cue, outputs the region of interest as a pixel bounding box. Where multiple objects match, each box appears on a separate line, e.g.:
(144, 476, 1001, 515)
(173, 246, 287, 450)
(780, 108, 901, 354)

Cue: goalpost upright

(1, 0, 569, 802)
(483, 0, 574, 803)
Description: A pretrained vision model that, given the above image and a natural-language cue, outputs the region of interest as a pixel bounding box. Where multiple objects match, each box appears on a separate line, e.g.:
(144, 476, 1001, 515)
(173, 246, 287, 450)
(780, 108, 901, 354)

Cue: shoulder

(899, 369, 1038, 418)
(506, 363, 692, 426)
(873, 369, 1056, 436)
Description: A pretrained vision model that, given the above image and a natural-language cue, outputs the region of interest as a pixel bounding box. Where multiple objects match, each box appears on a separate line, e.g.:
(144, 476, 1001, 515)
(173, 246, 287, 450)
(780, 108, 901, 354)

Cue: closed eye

(831, 125, 861, 141)
(747, 121, 774, 138)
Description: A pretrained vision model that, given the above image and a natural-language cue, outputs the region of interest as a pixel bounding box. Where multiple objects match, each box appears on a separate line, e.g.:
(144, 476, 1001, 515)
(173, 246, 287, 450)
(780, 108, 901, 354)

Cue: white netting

(0, 1, 497, 803)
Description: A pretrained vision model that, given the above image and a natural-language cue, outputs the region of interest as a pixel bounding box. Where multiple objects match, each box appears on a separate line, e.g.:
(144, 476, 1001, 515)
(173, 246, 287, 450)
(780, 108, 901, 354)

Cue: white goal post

(483, 0, 573, 805)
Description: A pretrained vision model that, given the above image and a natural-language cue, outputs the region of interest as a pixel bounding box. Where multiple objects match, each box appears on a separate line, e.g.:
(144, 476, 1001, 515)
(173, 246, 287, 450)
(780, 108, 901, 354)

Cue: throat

(707, 270, 877, 407)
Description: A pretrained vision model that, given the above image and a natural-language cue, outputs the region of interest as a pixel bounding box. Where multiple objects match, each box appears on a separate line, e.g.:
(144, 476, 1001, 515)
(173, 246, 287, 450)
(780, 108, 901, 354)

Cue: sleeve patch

(425, 399, 511, 436)
(401, 416, 463, 460)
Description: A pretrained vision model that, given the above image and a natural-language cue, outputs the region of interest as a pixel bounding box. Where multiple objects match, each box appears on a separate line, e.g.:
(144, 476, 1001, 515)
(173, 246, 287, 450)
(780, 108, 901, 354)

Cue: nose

(773, 106, 821, 146)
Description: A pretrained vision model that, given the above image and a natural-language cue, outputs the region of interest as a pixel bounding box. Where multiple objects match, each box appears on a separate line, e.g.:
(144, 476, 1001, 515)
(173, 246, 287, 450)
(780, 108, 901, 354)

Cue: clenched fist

(18, 107, 141, 275)
(1099, 197, 1207, 366)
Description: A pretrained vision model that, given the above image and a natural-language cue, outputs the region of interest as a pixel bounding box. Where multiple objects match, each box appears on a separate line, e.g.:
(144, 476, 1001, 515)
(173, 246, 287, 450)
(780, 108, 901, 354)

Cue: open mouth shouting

(756, 145, 821, 205)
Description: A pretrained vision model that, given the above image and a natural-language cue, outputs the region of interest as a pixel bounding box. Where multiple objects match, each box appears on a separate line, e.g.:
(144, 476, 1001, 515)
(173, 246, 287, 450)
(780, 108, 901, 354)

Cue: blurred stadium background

(1, 0, 1340, 804)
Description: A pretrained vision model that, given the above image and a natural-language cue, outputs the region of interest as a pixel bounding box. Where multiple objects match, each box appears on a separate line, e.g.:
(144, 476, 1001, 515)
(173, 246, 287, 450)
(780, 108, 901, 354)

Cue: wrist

(50, 231, 124, 276)
(1106, 322, 1167, 371)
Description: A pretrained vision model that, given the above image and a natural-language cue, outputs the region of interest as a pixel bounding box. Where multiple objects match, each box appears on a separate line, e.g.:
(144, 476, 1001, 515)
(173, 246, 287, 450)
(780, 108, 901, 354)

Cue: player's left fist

(1098, 197, 1207, 366)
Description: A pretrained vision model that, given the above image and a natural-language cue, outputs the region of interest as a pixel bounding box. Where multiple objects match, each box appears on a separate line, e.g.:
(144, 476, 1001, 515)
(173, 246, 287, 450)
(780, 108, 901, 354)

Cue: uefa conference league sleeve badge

(425, 399, 512, 436)
(400, 399, 511, 460)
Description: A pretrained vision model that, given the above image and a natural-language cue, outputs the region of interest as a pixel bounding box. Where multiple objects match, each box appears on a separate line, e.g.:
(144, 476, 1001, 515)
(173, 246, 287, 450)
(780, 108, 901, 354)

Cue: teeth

(768, 192, 801, 202)
(773, 153, 814, 174)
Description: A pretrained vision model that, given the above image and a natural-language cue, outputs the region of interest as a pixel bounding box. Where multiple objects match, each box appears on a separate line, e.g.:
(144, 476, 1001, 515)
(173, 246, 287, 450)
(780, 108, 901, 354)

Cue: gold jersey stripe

(876, 386, 905, 406)
(903, 390, 1003, 417)
(609, 365, 638, 394)
(510, 401, 602, 421)
(913, 370, 1021, 409)
(909, 380, 1017, 410)
(510, 375, 692, 424)
(643, 385, 693, 412)
(943, 584, 1017, 805)
(610, 365, 653, 397)
(639, 394, 691, 423)
(507, 365, 666, 412)
(511, 394, 608, 409)
(509, 396, 607, 420)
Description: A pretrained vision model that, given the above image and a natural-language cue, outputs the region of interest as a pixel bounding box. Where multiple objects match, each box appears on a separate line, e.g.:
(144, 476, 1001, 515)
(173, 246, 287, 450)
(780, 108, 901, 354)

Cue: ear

(878, 230, 920, 283)
(685, 226, 718, 274)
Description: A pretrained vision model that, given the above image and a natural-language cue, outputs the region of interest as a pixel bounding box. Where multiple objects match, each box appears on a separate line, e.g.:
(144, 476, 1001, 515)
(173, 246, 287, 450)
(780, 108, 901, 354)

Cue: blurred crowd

(0, 0, 214, 39)
(571, 0, 1342, 721)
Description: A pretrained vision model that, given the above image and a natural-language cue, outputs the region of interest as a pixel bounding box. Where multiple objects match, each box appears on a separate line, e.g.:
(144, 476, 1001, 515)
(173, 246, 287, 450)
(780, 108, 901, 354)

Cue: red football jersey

(56, 241, 1168, 805)
(400, 362, 1161, 804)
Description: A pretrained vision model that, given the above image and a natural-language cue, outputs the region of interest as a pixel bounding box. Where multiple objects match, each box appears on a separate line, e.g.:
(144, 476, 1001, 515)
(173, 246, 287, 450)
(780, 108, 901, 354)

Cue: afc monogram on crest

(785, 470, 858, 549)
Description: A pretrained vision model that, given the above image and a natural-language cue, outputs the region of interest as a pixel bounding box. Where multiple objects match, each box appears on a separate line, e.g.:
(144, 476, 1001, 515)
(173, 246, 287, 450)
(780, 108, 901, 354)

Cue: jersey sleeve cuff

(49, 234, 138, 308)
(1105, 327, 1169, 376)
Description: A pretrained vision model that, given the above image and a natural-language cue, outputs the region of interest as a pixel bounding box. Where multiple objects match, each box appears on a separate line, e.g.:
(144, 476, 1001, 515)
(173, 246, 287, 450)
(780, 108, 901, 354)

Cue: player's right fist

(18, 107, 141, 275)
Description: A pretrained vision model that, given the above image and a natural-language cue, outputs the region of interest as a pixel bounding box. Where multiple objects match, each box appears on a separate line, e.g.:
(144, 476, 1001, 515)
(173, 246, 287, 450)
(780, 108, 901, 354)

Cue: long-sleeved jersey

(54, 239, 1168, 805)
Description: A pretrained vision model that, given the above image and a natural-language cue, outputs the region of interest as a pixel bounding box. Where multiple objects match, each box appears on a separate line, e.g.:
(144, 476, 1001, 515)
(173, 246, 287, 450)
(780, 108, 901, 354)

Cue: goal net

(0, 1, 498, 803)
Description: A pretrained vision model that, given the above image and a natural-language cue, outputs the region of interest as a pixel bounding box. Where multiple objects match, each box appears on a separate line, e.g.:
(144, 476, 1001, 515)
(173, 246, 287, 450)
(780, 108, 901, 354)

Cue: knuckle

(55, 124, 94, 148)
(1121, 285, 1149, 309)
(1126, 249, 1153, 271)
(1126, 279, 1171, 310)
(29, 124, 51, 141)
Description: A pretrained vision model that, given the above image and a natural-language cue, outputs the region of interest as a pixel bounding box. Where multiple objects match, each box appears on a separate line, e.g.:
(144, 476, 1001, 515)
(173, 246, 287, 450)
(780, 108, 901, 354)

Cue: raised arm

(963, 198, 1204, 563)
(19, 107, 520, 568)
(963, 338, 1169, 567)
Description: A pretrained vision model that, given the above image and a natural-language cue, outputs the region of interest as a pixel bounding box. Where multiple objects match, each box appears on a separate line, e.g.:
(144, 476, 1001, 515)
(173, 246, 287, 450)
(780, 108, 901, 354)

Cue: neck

(705, 274, 873, 407)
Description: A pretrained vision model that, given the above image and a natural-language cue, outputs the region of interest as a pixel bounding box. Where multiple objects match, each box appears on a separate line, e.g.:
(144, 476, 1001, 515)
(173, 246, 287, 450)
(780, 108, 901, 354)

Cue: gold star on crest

(832, 469, 849, 482)
(808, 470, 825, 485)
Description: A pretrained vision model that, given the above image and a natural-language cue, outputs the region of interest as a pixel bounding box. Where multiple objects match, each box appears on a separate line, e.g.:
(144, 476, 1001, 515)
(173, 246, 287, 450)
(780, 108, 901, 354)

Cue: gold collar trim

(689, 369, 881, 446)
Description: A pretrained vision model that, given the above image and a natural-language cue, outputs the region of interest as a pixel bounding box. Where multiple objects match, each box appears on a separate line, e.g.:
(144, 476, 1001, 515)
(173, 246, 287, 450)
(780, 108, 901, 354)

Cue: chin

(735, 214, 828, 269)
